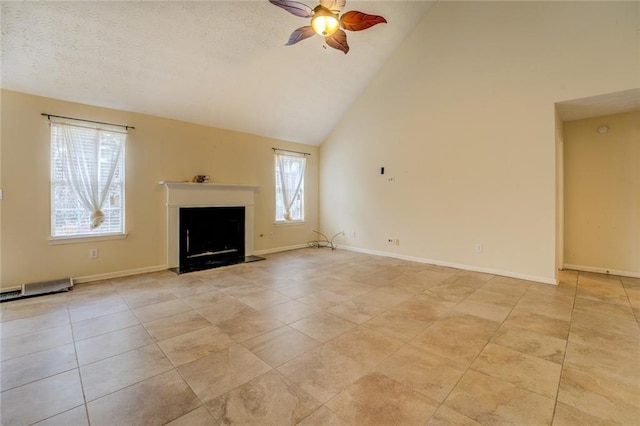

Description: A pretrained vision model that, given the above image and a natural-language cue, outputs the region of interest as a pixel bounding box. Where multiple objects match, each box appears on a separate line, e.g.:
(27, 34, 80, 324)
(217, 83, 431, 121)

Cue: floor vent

(22, 278, 73, 297)
(0, 290, 23, 302)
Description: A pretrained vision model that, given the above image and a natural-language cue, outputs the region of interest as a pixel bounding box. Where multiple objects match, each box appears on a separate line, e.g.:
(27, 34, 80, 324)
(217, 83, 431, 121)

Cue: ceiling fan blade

(320, 0, 346, 12)
(340, 11, 387, 31)
(286, 26, 316, 45)
(268, 0, 313, 18)
(325, 29, 349, 54)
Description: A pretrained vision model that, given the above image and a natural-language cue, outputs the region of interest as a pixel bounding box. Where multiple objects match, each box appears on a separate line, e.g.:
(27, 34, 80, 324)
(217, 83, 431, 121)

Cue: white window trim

(49, 232, 128, 245)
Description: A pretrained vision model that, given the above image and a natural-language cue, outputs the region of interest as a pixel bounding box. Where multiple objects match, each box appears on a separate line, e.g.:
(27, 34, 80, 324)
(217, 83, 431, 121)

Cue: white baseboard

(73, 265, 168, 283)
(563, 264, 640, 279)
(340, 245, 558, 285)
(253, 244, 309, 256)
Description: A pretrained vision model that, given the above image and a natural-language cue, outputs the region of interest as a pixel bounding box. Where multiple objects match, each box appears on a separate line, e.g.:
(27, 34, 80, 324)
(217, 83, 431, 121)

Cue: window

(275, 152, 306, 223)
(50, 121, 126, 238)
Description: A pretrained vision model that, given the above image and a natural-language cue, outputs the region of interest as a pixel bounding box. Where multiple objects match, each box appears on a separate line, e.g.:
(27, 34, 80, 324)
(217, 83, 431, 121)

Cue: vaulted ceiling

(1, 1, 435, 145)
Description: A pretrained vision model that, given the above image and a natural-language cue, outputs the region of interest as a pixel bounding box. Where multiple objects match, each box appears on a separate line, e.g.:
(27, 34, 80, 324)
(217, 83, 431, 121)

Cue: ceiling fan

(268, 0, 387, 54)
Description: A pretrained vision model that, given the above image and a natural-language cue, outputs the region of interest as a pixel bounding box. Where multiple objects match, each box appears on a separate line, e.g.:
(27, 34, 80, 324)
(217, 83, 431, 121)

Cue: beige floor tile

(514, 297, 573, 321)
(577, 283, 629, 306)
(504, 309, 570, 339)
(69, 298, 130, 323)
(326, 372, 439, 426)
(1, 299, 68, 323)
(466, 289, 522, 308)
(353, 288, 413, 308)
(320, 279, 376, 299)
(217, 311, 285, 342)
(277, 346, 369, 403)
(119, 286, 177, 309)
(471, 343, 562, 399)
(491, 324, 566, 364)
(158, 325, 236, 366)
(444, 370, 555, 425)
(296, 290, 350, 310)
(143, 310, 212, 341)
(326, 327, 403, 368)
(391, 294, 452, 322)
(480, 276, 531, 296)
(181, 290, 232, 309)
(87, 369, 200, 426)
(290, 312, 356, 342)
(71, 310, 139, 341)
(570, 309, 640, 338)
(557, 366, 640, 425)
(80, 343, 173, 401)
(0, 370, 85, 425)
(568, 323, 639, 353)
(0, 310, 70, 339)
(75, 324, 153, 365)
(178, 344, 271, 402)
(234, 289, 291, 310)
(260, 300, 323, 324)
(410, 313, 499, 368)
(165, 406, 217, 426)
(363, 310, 433, 342)
(297, 406, 349, 425)
(327, 300, 387, 324)
(552, 401, 614, 426)
(1, 343, 77, 391)
(242, 326, 320, 367)
(557, 269, 579, 286)
(453, 299, 512, 323)
(33, 405, 89, 426)
(425, 405, 481, 425)
(197, 299, 256, 324)
(0, 324, 73, 362)
(276, 282, 321, 299)
(573, 296, 636, 321)
(563, 341, 640, 388)
(132, 299, 193, 323)
(376, 345, 465, 402)
(207, 370, 321, 424)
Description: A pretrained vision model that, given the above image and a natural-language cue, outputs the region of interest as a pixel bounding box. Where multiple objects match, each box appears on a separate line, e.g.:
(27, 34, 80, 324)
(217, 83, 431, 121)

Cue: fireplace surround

(160, 181, 259, 272)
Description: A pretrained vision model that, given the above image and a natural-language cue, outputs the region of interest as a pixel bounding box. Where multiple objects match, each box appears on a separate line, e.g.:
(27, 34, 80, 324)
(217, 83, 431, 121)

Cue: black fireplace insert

(178, 206, 246, 273)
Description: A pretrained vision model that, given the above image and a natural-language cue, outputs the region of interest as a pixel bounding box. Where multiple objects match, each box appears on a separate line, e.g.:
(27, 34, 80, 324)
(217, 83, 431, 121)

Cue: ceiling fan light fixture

(311, 5, 340, 36)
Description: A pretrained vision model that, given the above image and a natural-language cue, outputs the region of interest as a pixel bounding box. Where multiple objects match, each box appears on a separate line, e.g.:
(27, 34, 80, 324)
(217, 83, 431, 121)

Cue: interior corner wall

(563, 111, 640, 277)
(0, 90, 318, 290)
(319, 1, 639, 283)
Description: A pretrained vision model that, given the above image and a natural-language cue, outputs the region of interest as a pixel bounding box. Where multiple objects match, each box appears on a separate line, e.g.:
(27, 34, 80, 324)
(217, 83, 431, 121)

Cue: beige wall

(563, 111, 640, 276)
(320, 1, 639, 283)
(0, 90, 318, 289)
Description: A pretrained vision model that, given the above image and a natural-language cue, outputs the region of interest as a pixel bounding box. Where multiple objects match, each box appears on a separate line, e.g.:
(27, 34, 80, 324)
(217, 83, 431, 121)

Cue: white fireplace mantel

(160, 181, 258, 268)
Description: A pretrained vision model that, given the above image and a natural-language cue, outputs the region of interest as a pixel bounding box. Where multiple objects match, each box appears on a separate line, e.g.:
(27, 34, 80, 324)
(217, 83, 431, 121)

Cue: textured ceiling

(1, 1, 434, 145)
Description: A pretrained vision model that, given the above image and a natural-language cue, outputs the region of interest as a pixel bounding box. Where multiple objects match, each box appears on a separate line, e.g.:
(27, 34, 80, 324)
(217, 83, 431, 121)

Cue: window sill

(274, 221, 305, 226)
(49, 233, 128, 245)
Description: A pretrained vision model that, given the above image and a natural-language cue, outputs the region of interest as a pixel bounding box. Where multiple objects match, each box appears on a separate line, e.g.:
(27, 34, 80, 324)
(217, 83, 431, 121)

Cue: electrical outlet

(387, 238, 395, 245)
(475, 243, 482, 253)
(387, 176, 395, 184)
(89, 248, 99, 259)
(395, 239, 400, 246)
(352, 231, 357, 238)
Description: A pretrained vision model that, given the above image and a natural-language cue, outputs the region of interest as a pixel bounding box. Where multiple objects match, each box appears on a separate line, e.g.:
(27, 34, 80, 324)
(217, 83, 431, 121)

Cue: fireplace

(160, 181, 262, 273)
(179, 206, 245, 273)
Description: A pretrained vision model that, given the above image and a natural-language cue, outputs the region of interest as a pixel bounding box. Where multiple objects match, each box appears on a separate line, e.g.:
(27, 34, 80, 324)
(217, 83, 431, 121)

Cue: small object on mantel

(192, 175, 210, 183)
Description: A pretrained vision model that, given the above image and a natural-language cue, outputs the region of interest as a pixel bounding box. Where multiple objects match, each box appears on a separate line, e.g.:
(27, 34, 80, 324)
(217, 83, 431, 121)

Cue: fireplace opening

(178, 206, 246, 273)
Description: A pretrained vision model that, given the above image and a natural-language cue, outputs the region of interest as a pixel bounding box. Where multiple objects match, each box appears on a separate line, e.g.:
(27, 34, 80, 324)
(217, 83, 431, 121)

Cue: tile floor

(1, 248, 639, 425)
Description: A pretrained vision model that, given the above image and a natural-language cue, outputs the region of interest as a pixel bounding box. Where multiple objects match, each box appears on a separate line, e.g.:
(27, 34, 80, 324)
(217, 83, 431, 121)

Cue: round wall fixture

(597, 125, 609, 134)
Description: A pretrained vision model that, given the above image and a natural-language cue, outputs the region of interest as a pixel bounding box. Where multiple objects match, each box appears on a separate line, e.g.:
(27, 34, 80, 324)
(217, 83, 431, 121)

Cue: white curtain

(55, 122, 125, 229)
(276, 152, 306, 221)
